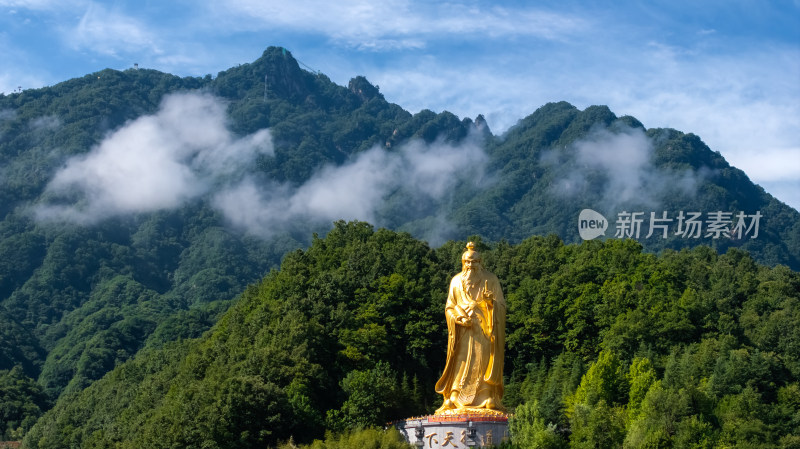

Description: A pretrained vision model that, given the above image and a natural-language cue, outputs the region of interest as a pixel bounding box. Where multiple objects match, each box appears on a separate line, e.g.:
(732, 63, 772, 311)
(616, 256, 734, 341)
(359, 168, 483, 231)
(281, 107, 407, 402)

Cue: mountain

(0, 46, 798, 441)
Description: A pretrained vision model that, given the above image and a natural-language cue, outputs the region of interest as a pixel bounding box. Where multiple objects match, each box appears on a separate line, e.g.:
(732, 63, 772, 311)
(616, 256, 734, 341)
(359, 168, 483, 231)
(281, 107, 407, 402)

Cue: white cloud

(32, 90, 488, 240)
(570, 127, 655, 204)
(544, 126, 706, 211)
(216, 0, 586, 49)
(213, 134, 489, 239)
(29, 114, 59, 131)
(68, 2, 160, 57)
(36, 92, 273, 223)
(0, 108, 15, 121)
(0, 108, 15, 142)
(0, 0, 79, 9)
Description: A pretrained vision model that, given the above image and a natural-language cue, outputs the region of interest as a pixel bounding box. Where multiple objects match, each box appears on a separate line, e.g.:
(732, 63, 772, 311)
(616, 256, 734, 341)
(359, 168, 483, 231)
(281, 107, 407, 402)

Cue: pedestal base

(394, 411, 509, 448)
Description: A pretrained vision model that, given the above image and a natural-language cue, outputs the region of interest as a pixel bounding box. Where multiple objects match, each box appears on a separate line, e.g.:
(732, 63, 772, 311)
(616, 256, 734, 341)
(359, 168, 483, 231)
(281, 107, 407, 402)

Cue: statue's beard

(464, 267, 481, 287)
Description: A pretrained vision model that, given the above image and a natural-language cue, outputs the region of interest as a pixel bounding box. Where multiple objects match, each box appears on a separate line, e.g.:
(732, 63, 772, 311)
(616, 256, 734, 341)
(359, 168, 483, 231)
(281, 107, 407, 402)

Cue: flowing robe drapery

(435, 269, 506, 410)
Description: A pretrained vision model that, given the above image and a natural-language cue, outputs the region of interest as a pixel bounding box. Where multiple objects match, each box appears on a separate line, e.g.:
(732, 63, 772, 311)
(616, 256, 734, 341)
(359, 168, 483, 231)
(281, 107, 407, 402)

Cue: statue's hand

(456, 315, 472, 326)
(482, 280, 494, 302)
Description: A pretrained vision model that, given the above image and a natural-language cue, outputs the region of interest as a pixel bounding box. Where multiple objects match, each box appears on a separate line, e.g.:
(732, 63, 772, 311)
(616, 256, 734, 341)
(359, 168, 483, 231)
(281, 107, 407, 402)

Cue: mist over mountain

(0, 46, 798, 443)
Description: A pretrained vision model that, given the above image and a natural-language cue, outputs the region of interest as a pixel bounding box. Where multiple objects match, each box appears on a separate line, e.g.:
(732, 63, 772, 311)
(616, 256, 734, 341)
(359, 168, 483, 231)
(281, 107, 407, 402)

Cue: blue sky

(2, 0, 799, 211)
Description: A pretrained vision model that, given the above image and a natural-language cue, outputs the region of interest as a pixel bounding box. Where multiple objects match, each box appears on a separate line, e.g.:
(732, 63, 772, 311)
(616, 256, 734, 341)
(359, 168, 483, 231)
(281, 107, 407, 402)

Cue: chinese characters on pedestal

(423, 429, 494, 448)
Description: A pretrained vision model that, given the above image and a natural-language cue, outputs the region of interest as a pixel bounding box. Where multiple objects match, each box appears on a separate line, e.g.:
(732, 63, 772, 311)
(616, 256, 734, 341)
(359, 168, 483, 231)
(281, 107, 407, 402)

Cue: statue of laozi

(435, 242, 506, 414)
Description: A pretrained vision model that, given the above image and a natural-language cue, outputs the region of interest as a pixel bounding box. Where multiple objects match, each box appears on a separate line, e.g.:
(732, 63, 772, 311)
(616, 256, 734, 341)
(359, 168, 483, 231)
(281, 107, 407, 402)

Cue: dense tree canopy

(18, 223, 800, 448)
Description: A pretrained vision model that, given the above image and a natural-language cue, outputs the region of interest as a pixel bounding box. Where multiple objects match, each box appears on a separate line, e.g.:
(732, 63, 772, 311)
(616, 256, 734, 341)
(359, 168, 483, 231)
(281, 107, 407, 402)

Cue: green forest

(9, 222, 798, 448)
(1, 47, 799, 447)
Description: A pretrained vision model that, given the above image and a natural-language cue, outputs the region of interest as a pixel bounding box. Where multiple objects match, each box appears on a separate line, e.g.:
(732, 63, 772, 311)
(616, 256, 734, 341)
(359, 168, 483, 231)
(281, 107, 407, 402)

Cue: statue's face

(463, 256, 481, 271)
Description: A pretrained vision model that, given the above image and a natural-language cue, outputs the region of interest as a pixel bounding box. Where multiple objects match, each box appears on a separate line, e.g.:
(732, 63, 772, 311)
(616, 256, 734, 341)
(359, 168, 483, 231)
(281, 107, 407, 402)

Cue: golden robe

(435, 269, 506, 411)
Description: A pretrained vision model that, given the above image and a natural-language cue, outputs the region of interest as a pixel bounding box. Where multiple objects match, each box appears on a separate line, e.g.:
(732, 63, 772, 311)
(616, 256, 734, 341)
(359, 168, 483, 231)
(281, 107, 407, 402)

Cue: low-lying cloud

(544, 125, 705, 211)
(0, 108, 16, 140)
(36, 92, 272, 223)
(29, 115, 61, 131)
(0, 109, 15, 121)
(214, 135, 489, 240)
(35, 90, 489, 244)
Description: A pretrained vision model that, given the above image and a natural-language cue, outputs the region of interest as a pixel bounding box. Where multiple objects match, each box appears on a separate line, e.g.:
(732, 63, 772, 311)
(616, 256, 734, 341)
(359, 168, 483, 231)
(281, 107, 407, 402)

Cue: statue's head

(461, 241, 482, 272)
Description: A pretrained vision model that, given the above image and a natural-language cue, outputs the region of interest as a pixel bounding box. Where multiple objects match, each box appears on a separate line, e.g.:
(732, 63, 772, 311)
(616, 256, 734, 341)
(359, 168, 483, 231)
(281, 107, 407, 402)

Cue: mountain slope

(461, 102, 800, 269)
(0, 47, 485, 399)
(0, 46, 798, 439)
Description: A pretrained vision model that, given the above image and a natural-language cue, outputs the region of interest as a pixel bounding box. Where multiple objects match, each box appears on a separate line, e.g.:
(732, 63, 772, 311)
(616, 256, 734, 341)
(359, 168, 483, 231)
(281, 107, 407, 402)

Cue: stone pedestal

(394, 412, 509, 448)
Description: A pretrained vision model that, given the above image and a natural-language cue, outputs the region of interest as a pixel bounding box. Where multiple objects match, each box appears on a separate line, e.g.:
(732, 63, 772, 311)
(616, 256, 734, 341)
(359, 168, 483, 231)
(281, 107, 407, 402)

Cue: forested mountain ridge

(0, 46, 798, 442)
(0, 47, 481, 390)
(21, 223, 800, 448)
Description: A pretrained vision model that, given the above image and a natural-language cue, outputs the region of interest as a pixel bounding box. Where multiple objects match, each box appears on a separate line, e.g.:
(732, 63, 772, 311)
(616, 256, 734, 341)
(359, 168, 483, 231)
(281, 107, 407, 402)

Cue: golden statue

(435, 242, 506, 415)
